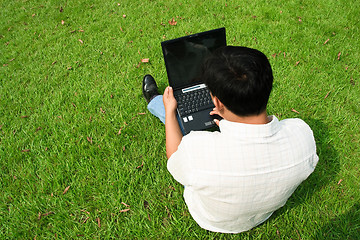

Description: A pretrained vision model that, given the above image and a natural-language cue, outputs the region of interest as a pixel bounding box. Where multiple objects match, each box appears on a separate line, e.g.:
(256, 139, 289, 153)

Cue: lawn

(1, 0, 359, 239)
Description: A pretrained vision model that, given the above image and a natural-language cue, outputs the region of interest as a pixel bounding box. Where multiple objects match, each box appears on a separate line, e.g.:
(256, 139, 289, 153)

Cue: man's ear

(212, 95, 225, 111)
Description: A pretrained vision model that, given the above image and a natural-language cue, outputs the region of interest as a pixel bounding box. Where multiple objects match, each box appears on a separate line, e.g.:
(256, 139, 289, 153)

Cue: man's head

(201, 46, 273, 116)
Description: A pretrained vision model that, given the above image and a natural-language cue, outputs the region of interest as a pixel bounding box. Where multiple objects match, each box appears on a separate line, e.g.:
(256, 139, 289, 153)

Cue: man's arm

(163, 86, 183, 159)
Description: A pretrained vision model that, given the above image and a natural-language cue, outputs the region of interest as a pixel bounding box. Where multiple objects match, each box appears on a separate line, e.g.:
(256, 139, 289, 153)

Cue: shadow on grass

(271, 118, 340, 216)
(313, 203, 360, 239)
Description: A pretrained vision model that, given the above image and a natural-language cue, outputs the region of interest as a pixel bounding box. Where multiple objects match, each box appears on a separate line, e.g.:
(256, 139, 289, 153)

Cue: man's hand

(210, 107, 224, 126)
(163, 86, 177, 114)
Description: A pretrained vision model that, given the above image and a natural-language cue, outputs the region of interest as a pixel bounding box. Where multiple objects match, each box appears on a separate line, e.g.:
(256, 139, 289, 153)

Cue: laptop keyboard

(175, 87, 214, 116)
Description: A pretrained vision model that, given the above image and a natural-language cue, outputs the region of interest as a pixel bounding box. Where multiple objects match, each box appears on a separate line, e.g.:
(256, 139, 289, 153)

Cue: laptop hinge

(182, 84, 207, 93)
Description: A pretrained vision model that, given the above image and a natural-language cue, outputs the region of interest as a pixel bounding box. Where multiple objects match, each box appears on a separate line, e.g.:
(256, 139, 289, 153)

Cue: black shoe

(142, 74, 160, 103)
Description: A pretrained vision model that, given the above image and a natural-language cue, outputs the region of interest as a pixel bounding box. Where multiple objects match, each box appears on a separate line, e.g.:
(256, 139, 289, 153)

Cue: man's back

(168, 116, 318, 233)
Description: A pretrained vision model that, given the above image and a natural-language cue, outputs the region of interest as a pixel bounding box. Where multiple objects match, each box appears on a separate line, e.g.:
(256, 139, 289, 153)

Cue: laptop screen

(161, 28, 226, 90)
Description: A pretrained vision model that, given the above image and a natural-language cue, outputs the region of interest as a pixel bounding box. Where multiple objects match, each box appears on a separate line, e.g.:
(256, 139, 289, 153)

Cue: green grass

(1, 0, 359, 239)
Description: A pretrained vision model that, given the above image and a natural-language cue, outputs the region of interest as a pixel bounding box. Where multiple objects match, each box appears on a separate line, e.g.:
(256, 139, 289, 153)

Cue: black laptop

(161, 28, 227, 135)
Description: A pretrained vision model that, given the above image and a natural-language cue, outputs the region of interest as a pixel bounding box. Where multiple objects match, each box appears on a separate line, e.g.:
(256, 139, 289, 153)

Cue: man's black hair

(201, 46, 273, 116)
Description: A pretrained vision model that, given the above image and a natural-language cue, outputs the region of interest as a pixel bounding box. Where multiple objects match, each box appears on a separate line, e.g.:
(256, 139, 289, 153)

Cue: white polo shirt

(167, 116, 318, 233)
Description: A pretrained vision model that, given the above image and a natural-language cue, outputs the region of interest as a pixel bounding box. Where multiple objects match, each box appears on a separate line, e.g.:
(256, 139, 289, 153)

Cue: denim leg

(147, 95, 166, 124)
(147, 95, 185, 135)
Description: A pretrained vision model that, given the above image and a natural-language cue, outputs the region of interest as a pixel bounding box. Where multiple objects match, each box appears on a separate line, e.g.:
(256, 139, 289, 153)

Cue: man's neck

(223, 110, 270, 125)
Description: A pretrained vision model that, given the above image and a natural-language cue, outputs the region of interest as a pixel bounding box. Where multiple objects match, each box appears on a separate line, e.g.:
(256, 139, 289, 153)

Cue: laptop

(161, 28, 227, 135)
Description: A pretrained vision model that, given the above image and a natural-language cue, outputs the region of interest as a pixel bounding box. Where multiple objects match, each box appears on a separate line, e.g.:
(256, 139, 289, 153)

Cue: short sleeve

(167, 137, 192, 186)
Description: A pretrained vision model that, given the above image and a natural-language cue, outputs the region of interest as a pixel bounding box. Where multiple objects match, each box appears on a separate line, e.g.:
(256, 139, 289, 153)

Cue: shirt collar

(219, 115, 280, 138)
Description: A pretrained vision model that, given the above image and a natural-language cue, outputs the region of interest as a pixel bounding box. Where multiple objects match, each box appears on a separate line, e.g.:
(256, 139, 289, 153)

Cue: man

(142, 46, 318, 233)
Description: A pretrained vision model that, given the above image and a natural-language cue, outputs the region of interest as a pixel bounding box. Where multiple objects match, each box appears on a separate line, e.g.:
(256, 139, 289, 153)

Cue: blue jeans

(147, 95, 185, 135)
(147, 95, 166, 124)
